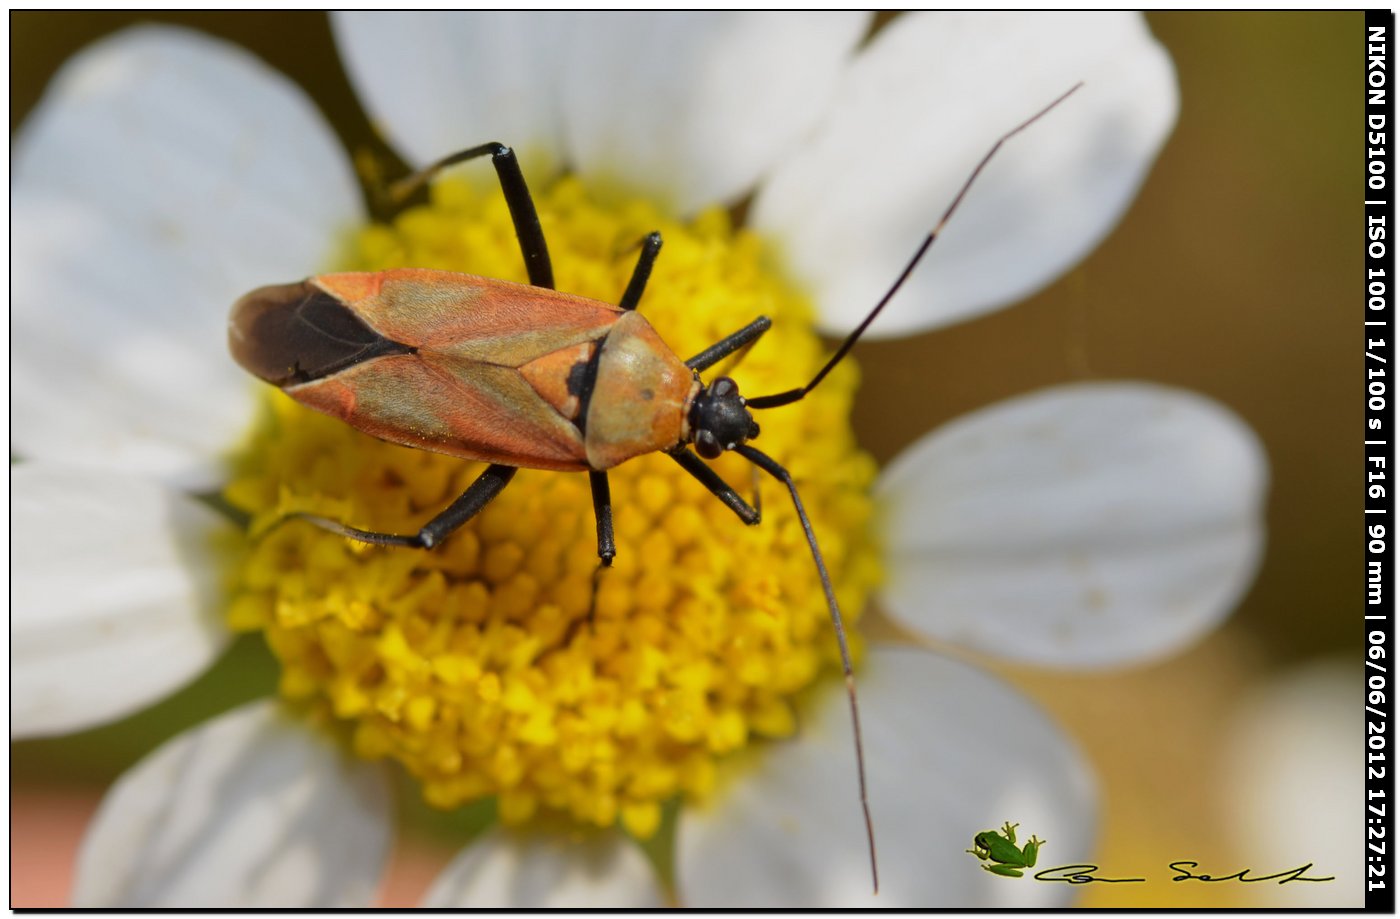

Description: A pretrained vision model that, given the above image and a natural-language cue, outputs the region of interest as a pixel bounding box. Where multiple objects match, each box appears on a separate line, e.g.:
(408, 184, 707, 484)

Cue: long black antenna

(736, 443, 879, 894)
(747, 83, 1084, 411)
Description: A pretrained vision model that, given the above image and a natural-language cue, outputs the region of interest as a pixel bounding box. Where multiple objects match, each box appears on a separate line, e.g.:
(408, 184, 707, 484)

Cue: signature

(1030, 862, 1335, 885)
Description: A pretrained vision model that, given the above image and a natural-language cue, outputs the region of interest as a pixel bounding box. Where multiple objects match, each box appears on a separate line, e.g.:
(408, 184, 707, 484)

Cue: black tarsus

(589, 471, 616, 566)
(283, 464, 517, 548)
(736, 444, 878, 894)
(389, 142, 555, 290)
(577, 470, 618, 636)
(746, 83, 1084, 411)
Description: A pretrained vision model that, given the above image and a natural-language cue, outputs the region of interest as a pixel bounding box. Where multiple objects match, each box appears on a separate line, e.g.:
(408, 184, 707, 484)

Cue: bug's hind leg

(387, 143, 554, 289)
(278, 464, 517, 549)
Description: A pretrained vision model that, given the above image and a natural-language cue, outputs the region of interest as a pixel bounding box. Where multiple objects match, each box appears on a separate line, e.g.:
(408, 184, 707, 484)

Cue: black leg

(282, 464, 517, 549)
(684, 316, 772, 372)
(589, 471, 616, 566)
(558, 471, 617, 643)
(388, 142, 554, 290)
(617, 232, 663, 311)
(668, 448, 760, 524)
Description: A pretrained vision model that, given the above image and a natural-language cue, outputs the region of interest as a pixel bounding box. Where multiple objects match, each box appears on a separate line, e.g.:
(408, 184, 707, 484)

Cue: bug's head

(689, 376, 760, 459)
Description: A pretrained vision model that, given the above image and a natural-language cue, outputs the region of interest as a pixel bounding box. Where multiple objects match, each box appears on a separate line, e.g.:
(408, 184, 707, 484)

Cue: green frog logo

(966, 821, 1044, 877)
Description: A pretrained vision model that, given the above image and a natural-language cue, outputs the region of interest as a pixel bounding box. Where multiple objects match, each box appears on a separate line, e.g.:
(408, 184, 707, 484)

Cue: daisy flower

(12, 12, 1266, 908)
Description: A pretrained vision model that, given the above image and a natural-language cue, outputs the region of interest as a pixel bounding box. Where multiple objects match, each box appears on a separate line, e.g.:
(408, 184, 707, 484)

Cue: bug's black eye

(711, 376, 738, 397)
(695, 430, 723, 459)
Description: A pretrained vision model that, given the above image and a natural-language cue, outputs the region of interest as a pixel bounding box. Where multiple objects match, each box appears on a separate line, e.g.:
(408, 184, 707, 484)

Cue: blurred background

(11, 11, 1360, 907)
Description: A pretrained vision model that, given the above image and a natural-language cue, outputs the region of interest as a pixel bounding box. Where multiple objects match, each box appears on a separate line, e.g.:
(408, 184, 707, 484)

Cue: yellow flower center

(224, 176, 881, 839)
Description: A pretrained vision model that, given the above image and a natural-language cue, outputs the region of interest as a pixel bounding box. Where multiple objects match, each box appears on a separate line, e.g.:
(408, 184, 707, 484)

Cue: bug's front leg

(281, 463, 517, 548)
(667, 448, 761, 524)
(684, 316, 772, 373)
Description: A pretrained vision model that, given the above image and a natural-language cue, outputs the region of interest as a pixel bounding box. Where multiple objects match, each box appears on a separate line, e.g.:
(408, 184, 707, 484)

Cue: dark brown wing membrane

(229, 280, 415, 387)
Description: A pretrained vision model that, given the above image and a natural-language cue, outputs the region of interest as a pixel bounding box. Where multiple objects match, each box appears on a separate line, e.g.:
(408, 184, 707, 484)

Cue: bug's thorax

(687, 376, 760, 459)
(582, 311, 700, 469)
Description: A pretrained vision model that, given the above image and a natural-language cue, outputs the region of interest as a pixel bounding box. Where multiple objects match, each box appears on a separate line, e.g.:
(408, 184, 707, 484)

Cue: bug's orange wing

(285, 269, 625, 471)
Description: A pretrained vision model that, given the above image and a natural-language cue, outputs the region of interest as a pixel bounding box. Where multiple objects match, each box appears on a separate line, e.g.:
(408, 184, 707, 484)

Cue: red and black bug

(229, 86, 1081, 893)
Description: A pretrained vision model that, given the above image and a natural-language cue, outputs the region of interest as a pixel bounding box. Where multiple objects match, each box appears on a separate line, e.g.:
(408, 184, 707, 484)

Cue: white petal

(878, 383, 1267, 667)
(677, 647, 1095, 907)
(12, 464, 233, 738)
(332, 12, 573, 175)
(13, 25, 361, 488)
(561, 12, 870, 212)
(1221, 662, 1362, 907)
(422, 827, 666, 908)
(753, 12, 1177, 336)
(73, 700, 393, 908)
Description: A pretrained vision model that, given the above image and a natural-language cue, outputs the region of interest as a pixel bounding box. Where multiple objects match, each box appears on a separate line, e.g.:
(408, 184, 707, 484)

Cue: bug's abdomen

(583, 312, 698, 469)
